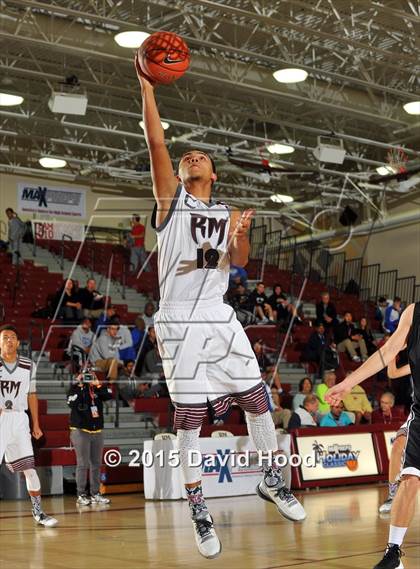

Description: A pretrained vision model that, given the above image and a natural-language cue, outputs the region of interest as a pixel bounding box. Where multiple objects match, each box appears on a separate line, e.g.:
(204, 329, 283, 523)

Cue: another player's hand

(32, 426, 43, 439)
(235, 209, 254, 238)
(134, 53, 155, 90)
(325, 379, 352, 405)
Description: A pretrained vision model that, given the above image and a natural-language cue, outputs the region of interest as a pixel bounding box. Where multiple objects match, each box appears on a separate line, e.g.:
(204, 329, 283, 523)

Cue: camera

(81, 372, 94, 383)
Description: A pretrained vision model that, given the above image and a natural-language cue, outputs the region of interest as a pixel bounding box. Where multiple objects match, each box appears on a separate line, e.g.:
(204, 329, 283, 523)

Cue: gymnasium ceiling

(0, 0, 419, 231)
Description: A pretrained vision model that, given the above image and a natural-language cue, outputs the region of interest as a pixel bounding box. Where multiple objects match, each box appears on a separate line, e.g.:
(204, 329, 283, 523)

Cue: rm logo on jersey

(0, 380, 22, 399)
(190, 213, 227, 247)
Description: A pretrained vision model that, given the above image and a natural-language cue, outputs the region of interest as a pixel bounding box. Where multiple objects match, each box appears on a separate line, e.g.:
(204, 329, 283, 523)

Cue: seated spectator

(303, 322, 339, 375)
(343, 384, 372, 424)
(315, 371, 336, 415)
(384, 297, 402, 334)
(273, 293, 296, 330)
(372, 392, 406, 424)
(96, 305, 116, 334)
(117, 360, 160, 406)
(356, 317, 377, 355)
(135, 326, 157, 375)
(78, 278, 106, 319)
(142, 344, 168, 396)
(320, 401, 353, 427)
(89, 322, 123, 382)
(316, 291, 338, 330)
(229, 264, 248, 288)
(288, 394, 319, 431)
(229, 284, 256, 326)
(248, 282, 275, 323)
(334, 311, 368, 363)
(293, 377, 313, 411)
(253, 339, 273, 371)
(261, 377, 291, 430)
(116, 319, 136, 361)
(131, 316, 146, 354)
(375, 296, 390, 331)
(53, 279, 83, 322)
(141, 301, 156, 330)
(66, 317, 94, 370)
(268, 285, 285, 320)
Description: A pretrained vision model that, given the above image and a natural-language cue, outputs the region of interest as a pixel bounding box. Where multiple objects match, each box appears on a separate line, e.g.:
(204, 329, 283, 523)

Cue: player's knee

(400, 474, 419, 493)
(23, 469, 41, 492)
(245, 409, 273, 427)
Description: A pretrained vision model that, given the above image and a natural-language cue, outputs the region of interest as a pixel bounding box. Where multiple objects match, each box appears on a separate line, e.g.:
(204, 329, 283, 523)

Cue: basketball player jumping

(135, 55, 306, 560)
(0, 325, 58, 526)
(326, 303, 419, 569)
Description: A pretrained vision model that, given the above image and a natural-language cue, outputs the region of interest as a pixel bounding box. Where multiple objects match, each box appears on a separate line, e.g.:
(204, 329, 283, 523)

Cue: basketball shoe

(76, 494, 91, 506)
(256, 468, 306, 521)
(90, 493, 111, 505)
(191, 510, 222, 559)
(373, 544, 404, 569)
(379, 497, 393, 514)
(33, 512, 58, 527)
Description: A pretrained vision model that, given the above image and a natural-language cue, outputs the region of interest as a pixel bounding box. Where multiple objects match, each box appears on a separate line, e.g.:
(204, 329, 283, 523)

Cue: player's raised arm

(325, 303, 414, 404)
(387, 357, 411, 379)
(134, 55, 177, 221)
(228, 209, 254, 267)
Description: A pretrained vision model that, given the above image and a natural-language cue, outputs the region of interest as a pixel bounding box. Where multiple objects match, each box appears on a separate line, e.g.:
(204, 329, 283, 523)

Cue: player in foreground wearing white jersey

(135, 57, 306, 560)
(0, 325, 58, 527)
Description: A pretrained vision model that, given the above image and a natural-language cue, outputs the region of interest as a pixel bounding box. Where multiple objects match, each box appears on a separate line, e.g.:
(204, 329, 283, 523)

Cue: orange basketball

(138, 31, 190, 85)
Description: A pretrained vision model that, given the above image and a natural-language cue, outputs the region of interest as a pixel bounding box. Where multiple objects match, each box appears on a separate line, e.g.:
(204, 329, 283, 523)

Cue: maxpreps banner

(17, 182, 86, 218)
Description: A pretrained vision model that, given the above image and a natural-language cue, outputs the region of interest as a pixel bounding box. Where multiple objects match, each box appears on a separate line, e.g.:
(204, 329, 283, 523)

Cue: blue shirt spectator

(96, 305, 116, 334)
(131, 316, 146, 353)
(229, 265, 248, 288)
(320, 403, 353, 427)
(384, 297, 402, 333)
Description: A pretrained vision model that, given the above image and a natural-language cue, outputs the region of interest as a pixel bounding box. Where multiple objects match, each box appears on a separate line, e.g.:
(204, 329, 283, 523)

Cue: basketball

(138, 31, 190, 85)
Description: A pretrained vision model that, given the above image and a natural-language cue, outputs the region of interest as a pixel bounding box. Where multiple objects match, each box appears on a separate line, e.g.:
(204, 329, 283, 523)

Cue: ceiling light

(403, 101, 420, 115)
(39, 157, 67, 169)
(375, 166, 393, 176)
(139, 120, 170, 130)
(0, 93, 24, 106)
(114, 31, 150, 48)
(267, 143, 295, 155)
(270, 193, 294, 204)
(273, 68, 308, 84)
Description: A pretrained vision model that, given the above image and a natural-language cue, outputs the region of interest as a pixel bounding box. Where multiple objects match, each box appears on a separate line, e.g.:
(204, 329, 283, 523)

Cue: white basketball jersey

(154, 185, 231, 305)
(0, 356, 36, 412)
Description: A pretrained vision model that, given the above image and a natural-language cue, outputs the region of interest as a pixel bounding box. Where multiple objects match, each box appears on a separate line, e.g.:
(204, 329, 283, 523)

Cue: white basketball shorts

(0, 411, 35, 472)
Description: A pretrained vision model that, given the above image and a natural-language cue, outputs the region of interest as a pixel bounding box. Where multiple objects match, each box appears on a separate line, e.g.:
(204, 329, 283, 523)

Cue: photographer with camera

(67, 369, 113, 506)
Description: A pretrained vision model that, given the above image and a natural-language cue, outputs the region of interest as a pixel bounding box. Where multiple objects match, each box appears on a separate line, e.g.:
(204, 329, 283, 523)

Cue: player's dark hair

(0, 324, 19, 338)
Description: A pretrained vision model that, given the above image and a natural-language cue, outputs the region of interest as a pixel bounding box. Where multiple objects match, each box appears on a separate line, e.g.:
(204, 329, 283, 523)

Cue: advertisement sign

(295, 432, 378, 481)
(32, 220, 85, 242)
(384, 431, 398, 460)
(143, 434, 291, 500)
(17, 182, 86, 218)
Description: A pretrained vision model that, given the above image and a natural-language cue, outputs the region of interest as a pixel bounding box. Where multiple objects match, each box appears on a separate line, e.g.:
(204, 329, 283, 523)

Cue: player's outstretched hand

(134, 53, 155, 90)
(235, 209, 255, 238)
(32, 426, 43, 439)
(325, 379, 352, 405)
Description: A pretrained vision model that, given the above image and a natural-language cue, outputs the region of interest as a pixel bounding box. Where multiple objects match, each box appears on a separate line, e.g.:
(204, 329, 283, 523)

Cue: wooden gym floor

(0, 485, 419, 569)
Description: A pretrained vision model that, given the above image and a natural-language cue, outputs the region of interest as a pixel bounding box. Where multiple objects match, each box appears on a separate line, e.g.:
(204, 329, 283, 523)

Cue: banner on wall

(295, 432, 379, 481)
(384, 431, 398, 460)
(32, 220, 85, 242)
(17, 182, 86, 218)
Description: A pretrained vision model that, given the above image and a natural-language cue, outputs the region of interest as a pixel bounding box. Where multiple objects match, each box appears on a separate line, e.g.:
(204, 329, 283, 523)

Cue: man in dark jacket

(316, 292, 338, 330)
(67, 371, 113, 506)
(78, 278, 106, 319)
(334, 311, 368, 363)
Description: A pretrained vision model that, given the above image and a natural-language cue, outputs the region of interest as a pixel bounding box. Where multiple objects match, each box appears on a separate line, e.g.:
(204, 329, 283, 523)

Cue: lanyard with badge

(89, 383, 100, 418)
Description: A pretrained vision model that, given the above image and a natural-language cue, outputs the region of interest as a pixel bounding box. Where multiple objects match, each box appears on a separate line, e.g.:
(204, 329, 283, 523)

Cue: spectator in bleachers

(228, 284, 256, 326)
(67, 317, 94, 369)
(343, 384, 372, 424)
(5, 207, 26, 265)
(128, 214, 150, 273)
(131, 316, 146, 354)
(293, 377, 313, 411)
(319, 401, 353, 427)
(141, 344, 168, 396)
(135, 326, 157, 375)
(268, 285, 286, 319)
(115, 319, 136, 361)
(384, 297, 402, 334)
(334, 311, 368, 363)
(253, 339, 273, 371)
(356, 317, 377, 355)
(272, 293, 296, 330)
(304, 322, 329, 368)
(96, 305, 116, 334)
(248, 282, 275, 323)
(141, 301, 156, 330)
(316, 292, 338, 331)
(315, 371, 336, 415)
(261, 378, 291, 430)
(117, 360, 139, 406)
(78, 278, 106, 319)
(372, 392, 405, 424)
(375, 296, 390, 330)
(288, 394, 319, 430)
(89, 322, 123, 382)
(229, 264, 248, 288)
(53, 279, 83, 322)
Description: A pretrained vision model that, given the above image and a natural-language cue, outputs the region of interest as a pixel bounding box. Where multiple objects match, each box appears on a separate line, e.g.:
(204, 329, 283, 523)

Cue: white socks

(389, 525, 408, 546)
